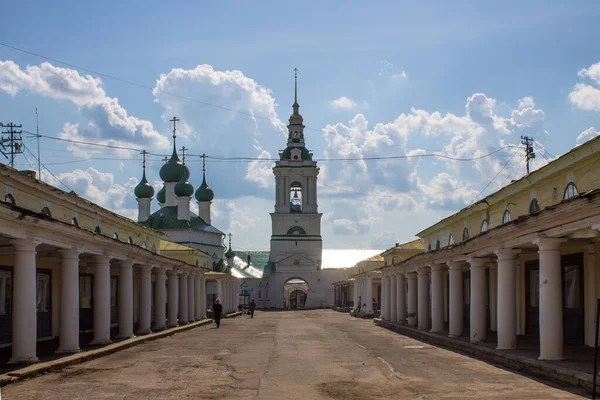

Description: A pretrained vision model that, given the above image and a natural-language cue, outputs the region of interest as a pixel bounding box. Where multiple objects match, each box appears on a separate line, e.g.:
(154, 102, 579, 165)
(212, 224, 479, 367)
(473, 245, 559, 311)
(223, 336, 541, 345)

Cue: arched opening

(3, 194, 15, 205)
(448, 234, 454, 246)
(290, 181, 302, 213)
(463, 227, 469, 241)
(502, 209, 511, 224)
(41, 206, 51, 217)
(529, 198, 540, 214)
(283, 277, 308, 310)
(287, 226, 306, 235)
(563, 182, 578, 200)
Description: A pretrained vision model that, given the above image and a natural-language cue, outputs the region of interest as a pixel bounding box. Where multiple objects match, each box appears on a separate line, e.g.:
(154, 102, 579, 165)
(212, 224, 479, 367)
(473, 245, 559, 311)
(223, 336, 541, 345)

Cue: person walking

(213, 298, 223, 328)
(249, 299, 256, 318)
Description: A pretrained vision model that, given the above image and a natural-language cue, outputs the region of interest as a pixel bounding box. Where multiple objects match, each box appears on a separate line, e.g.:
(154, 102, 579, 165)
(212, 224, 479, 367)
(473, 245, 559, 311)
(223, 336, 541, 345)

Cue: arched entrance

(283, 278, 309, 309)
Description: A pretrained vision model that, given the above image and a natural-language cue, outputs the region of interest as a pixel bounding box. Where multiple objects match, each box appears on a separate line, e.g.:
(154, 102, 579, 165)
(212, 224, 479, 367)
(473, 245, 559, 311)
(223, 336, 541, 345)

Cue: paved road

(3, 310, 585, 399)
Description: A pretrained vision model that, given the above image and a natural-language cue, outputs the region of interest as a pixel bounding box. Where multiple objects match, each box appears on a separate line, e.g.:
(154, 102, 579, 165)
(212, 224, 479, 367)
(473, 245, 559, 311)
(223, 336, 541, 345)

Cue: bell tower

(269, 69, 323, 269)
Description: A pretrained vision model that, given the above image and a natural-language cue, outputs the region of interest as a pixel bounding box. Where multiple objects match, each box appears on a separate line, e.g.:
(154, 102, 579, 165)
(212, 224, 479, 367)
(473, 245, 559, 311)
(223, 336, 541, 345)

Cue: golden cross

(169, 116, 180, 139)
(180, 146, 188, 164)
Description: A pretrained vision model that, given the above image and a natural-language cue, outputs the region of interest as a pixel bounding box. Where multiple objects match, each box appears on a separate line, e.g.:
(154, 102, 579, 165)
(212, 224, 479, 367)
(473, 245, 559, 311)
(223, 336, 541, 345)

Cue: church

(236, 73, 355, 309)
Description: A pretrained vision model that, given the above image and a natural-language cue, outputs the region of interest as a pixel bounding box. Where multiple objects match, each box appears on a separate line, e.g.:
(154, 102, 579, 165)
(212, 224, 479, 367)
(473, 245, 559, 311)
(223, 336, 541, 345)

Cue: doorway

(283, 278, 308, 309)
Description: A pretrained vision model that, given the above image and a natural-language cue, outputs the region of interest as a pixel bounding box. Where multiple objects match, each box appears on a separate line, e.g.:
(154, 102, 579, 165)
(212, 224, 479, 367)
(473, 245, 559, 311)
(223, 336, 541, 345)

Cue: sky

(1, 1, 600, 251)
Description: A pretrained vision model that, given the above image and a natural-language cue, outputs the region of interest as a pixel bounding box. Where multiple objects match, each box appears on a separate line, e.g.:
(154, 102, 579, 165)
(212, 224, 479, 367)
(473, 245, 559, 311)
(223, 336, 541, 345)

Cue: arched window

(152, 244, 157, 253)
(480, 219, 488, 233)
(128, 236, 133, 244)
(95, 225, 102, 234)
(71, 217, 79, 226)
(435, 240, 440, 250)
(563, 182, 578, 200)
(529, 198, 540, 214)
(463, 228, 469, 241)
(41, 206, 52, 217)
(141, 241, 147, 249)
(448, 234, 454, 246)
(290, 182, 302, 213)
(502, 209, 511, 224)
(287, 226, 306, 235)
(428, 243, 431, 252)
(391, 257, 395, 265)
(3, 194, 15, 205)
(113, 233, 119, 240)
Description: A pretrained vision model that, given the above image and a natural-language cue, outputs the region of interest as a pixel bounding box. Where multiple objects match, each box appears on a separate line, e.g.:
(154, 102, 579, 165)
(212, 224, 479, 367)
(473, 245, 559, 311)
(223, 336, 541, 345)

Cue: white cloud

(576, 127, 599, 145)
(330, 96, 357, 110)
(0, 60, 169, 154)
(517, 96, 535, 110)
(245, 147, 274, 188)
(569, 61, 600, 112)
(391, 71, 408, 80)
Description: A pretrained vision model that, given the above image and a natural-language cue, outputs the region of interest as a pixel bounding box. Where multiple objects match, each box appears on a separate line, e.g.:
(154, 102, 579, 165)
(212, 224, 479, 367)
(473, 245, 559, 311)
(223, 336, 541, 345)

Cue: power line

(470, 148, 521, 203)
(22, 143, 73, 192)
(1, 122, 24, 167)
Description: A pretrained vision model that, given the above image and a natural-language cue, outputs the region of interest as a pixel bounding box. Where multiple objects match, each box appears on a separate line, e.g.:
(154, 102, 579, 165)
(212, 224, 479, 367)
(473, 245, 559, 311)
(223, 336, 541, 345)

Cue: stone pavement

(2, 310, 587, 399)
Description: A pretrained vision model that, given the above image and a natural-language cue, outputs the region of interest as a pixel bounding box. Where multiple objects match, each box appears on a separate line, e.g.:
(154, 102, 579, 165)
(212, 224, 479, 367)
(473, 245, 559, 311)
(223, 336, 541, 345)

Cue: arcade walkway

(3, 310, 585, 399)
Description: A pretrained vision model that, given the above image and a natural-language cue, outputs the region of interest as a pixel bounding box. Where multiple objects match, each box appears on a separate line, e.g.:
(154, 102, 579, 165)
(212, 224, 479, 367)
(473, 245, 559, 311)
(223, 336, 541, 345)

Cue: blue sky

(1, 1, 600, 250)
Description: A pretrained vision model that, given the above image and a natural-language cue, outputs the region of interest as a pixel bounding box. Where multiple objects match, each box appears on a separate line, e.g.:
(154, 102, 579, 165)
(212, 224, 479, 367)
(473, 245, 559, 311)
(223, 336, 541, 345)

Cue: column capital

(91, 254, 111, 265)
(153, 266, 166, 273)
(10, 238, 40, 252)
(448, 260, 465, 270)
(431, 263, 446, 271)
(406, 271, 417, 279)
(534, 237, 566, 251)
(135, 264, 153, 271)
(166, 268, 178, 276)
(57, 248, 82, 259)
(417, 266, 429, 275)
(468, 257, 490, 268)
(494, 248, 520, 260)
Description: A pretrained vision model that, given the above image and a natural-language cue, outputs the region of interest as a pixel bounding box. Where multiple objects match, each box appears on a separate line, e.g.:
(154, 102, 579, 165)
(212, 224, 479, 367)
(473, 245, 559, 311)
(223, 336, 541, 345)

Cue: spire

(160, 116, 189, 183)
(195, 153, 215, 202)
(170, 116, 179, 154)
(134, 150, 154, 199)
(225, 232, 236, 258)
(292, 68, 300, 116)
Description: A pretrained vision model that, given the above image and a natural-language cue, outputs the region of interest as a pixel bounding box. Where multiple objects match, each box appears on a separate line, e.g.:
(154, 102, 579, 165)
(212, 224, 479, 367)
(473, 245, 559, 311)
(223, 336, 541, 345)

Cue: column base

(89, 338, 112, 346)
(448, 333, 462, 338)
(115, 333, 134, 340)
(136, 329, 152, 335)
(167, 323, 179, 328)
(55, 347, 81, 354)
(430, 328, 444, 333)
(152, 325, 166, 331)
(8, 356, 39, 365)
(179, 321, 189, 326)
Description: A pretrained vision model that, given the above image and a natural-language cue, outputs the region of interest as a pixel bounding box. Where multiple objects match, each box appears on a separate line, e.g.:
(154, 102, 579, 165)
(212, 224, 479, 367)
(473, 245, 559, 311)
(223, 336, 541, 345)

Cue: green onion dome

(134, 172, 155, 199)
(195, 172, 215, 202)
(225, 247, 236, 258)
(156, 185, 166, 204)
(159, 146, 190, 183)
(174, 172, 194, 197)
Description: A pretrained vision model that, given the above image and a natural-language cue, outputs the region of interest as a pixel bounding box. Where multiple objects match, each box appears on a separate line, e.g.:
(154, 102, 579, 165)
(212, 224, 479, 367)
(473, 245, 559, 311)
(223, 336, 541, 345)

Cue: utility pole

(1, 122, 24, 168)
(520, 136, 535, 175)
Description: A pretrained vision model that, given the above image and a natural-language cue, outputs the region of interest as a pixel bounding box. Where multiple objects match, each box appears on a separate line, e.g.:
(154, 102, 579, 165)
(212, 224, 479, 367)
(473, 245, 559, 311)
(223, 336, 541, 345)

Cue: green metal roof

(141, 206, 224, 234)
(195, 172, 215, 202)
(159, 146, 190, 183)
(156, 185, 166, 203)
(134, 172, 155, 199)
(280, 146, 312, 161)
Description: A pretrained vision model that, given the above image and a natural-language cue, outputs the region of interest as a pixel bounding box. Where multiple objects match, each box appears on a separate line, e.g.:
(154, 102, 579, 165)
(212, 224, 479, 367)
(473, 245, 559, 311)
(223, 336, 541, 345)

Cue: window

(36, 272, 51, 313)
(71, 217, 79, 226)
(3, 194, 15, 205)
(258, 290, 262, 299)
(480, 219, 488, 233)
(529, 198, 540, 214)
(266, 289, 269, 299)
(95, 225, 102, 234)
(463, 228, 469, 241)
(290, 181, 302, 213)
(142, 241, 147, 249)
(128, 236, 133, 244)
(41, 206, 51, 217)
(287, 226, 306, 235)
(113, 233, 119, 240)
(0, 270, 12, 315)
(502, 209, 511, 224)
(435, 240, 440, 250)
(563, 182, 578, 200)
(428, 243, 431, 252)
(448, 234, 454, 246)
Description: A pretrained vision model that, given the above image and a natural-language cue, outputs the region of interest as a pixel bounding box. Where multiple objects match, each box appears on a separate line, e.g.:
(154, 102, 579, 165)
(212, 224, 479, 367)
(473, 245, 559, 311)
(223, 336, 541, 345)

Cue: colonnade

(378, 239, 567, 360)
(9, 238, 210, 364)
(353, 274, 375, 315)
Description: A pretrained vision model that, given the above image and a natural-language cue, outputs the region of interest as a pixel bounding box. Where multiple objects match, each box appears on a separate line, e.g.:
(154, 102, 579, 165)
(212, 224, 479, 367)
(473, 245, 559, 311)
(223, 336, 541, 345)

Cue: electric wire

(22, 143, 73, 192)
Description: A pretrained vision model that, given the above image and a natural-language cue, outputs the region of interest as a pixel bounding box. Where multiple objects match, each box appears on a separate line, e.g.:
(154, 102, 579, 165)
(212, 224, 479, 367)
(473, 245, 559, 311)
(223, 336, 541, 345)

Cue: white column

(407, 272, 418, 326)
(90, 255, 112, 345)
(431, 264, 444, 333)
(56, 249, 81, 353)
(495, 249, 519, 350)
(469, 258, 488, 343)
(216, 279, 223, 307)
(9, 239, 39, 363)
(396, 272, 406, 323)
(137, 265, 152, 334)
(179, 272, 189, 325)
(199, 275, 207, 319)
(390, 273, 397, 322)
(365, 276, 373, 314)
(380, 275, 386, 318)
(194, 274, 201, 321)
(515, 257, 522, 335)
(153, 267, 166, 330)
(188, 273, 195, 322)
(417, 267, 430, 330)
(536, 238, 565, 360)
(167, 269, 179, 328)
(385, 275, 392, 320)
(116, 261, 134, 339)
(489, 264, 498, 332)
(448, 261, 464, 337)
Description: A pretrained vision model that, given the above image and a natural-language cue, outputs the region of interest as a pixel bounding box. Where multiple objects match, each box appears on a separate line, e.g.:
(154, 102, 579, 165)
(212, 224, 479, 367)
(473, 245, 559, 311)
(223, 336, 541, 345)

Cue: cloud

(576, 127, 599, 145)
(0, 60, 169, 154)
(391, 71, 408, 80)
(569, 61, 600, 112)
(330, 96, 357, 110)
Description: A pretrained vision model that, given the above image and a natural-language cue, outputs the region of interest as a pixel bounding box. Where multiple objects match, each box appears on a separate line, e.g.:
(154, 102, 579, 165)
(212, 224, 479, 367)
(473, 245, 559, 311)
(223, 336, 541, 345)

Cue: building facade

(377, 135, 600, 360)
